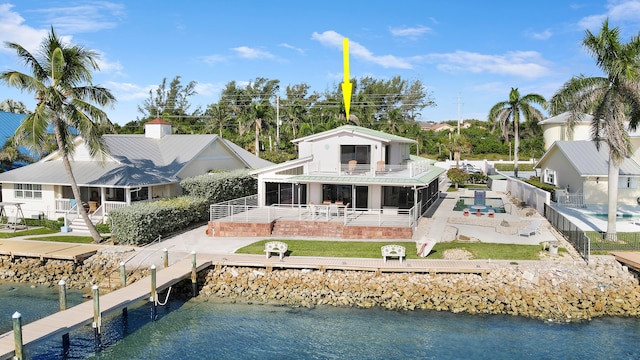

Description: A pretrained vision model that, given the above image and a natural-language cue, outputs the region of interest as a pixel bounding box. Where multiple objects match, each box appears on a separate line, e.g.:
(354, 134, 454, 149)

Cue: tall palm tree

(550, 20, 640, 242)
(0, 136, 34, 172)
(0, 27, 116, 243)
(444, 132, 471, 167)
(488, 88, 546, 178)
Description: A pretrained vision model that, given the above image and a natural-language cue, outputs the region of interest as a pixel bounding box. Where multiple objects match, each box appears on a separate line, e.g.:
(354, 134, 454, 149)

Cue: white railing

(55, 199, 74, 212)
(557, 192, 586, 208)
(210, 202, 416, 228)
(312, 160, 429, 178)
(104, 201, 127, 214)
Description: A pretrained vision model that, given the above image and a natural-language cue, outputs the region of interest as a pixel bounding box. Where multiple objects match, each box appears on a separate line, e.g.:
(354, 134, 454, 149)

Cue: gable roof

(538, 112, 594, 125)
(292, 125, 416, 145)
(536, 141, 640, 176)
(0, 134, 273, 187)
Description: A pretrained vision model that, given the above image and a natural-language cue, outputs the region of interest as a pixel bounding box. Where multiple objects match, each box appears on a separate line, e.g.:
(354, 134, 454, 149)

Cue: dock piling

(58, 279, 67, 311)
(92, 285, 101, 336)
(191, 251, 197, 297)
(12, 312, 22, 360)
(163, 248, 169, 268)
(150, 265, 157, 320)
(120, 261, 126, 287)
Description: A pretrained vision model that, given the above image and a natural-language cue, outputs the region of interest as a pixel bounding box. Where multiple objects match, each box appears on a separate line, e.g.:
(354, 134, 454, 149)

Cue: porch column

(125, 188, 131, 205)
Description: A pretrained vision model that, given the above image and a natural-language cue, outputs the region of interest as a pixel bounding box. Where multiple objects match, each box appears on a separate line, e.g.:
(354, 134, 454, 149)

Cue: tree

(0, 99, 29, 114)
(488, 88, 546, 178)
(0, 136, 34, 171)
(550, 20, 640, 241)
(0, 27, 116, 243)
(444, 132, 471, 167)
(137, 76, 200, 133)
(447, 168, 469, 189)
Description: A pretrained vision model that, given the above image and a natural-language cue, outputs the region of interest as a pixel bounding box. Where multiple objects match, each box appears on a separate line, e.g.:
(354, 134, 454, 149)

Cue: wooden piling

(120, 261, 126, 287)
(58, 280, 67, 311)
(150, 265, 157, 320)
(12, 312, 22, 360)
(163, 248, 169, 268)
(191, 251, 197, 297)
(92, 285, 101, 335)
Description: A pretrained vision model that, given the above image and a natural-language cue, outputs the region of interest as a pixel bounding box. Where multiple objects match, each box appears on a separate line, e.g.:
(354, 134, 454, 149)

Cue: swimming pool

(454, 196, 506, 213)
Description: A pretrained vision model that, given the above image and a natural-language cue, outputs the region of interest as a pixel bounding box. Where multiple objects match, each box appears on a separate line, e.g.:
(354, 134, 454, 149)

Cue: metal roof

(292, 125, 416, 144)
(0, 134, 273, 187)
(537, 141, 640, 176)
(538, 112, 593, 125)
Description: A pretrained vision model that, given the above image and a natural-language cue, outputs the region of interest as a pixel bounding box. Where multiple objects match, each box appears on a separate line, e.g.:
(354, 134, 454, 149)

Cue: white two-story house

(216, 125, 446, 239)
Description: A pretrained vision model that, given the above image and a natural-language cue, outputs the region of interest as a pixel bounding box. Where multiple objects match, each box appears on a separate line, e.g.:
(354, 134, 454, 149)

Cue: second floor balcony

(305, 159, 431, 178)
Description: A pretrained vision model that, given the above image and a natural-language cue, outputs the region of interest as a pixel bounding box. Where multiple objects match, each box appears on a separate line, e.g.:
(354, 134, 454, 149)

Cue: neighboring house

(0, 111, 28, 170)
(229, 125, 445, 239)
(0, 118, 272, 224)
(429, 123, 456, 132)
(538, 112, 594, 150)
(535, 141, 640, 206)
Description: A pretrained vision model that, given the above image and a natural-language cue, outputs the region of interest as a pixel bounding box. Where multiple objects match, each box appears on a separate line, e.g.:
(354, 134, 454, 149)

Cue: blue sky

(1, 1, 640, 126)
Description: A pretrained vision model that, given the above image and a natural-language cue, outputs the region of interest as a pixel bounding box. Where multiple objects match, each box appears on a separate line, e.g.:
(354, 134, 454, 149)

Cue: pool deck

(550, 203, 640, 232)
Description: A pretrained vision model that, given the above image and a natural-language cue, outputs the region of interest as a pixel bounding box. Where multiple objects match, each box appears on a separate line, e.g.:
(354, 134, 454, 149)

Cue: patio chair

(375, 160, 385, 175)
(519, 219, 542, 237)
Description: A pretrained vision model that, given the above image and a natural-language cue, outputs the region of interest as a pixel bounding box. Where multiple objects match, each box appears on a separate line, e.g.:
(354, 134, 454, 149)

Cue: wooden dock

(204, 253, 506, 274)
(0, 256, 211, 360)
(610, 251, 640, 272)
(0, 240, 101, 264)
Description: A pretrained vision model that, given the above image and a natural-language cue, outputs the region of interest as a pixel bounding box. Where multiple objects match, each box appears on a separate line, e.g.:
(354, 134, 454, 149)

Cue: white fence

(503, 172, 550, 215)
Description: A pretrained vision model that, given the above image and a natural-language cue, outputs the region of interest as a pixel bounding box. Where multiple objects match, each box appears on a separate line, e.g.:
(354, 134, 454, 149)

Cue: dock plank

(610, 251, 640, 271)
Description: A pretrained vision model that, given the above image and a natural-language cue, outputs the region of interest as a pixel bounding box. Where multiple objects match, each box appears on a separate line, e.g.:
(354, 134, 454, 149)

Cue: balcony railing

(210, 202, 416, 228)
(306, 159, 430, 178)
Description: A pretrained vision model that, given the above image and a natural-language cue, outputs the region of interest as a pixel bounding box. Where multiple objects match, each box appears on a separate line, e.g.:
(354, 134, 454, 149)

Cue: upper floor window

(340, 145, 371, 165)
(14, 184, 42, 199)
(543, 169, 556, 185)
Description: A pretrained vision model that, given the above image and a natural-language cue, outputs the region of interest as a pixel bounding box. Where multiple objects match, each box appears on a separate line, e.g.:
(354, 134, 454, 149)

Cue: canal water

(3, 283, 640, 360)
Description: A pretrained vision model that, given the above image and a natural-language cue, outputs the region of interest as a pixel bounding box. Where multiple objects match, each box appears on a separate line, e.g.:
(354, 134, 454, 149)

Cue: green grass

(236, 240, 544, 260)
(0, 227, 58, 238)
(24, 235, 94, 244)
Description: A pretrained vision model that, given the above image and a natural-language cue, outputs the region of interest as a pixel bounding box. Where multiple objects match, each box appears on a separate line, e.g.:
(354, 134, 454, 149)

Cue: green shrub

(524, 177, 558, 193)
(493, 163, 535, 171)
(108, 196, 209, 245)
(180, 169, 257, 204)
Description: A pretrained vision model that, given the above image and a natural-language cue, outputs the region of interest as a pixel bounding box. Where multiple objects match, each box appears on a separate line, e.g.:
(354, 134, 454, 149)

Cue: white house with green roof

(251, 125, 445, 221)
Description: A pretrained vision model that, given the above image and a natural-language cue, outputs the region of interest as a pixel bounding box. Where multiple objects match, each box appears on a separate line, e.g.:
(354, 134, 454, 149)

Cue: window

(543, 169, 556, 185)
(14, 184, 42, 199)
(619, 177, 638, 189)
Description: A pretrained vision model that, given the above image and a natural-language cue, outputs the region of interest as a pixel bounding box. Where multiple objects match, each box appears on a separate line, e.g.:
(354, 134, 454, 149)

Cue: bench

(381, 245, 406, 263)
(265, 241, 288, 260)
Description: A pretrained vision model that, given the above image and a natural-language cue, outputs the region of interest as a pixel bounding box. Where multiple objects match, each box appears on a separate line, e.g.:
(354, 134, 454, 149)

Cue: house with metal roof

(535, 141, 640, 206)
(227, 125, 446, 239)
(0, 118, 272, 227)
(0, 111, 28, 170)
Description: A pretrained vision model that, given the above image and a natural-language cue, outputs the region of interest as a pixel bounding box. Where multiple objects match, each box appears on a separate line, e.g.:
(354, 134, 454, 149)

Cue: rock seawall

(0, 247, 146, 291)
(199, 256, 640, 321)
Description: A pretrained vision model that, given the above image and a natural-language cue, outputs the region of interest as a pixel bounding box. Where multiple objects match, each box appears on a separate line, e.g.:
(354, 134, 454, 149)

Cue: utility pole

(276, 95, 280, 150)
(457, 94, 461, 135)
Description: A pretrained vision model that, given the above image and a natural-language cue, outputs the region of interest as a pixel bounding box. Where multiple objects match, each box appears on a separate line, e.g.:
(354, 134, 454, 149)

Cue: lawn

(236, 239, 545, 260)
(0, 227, 58, 238)
(24, 235, 95, 244)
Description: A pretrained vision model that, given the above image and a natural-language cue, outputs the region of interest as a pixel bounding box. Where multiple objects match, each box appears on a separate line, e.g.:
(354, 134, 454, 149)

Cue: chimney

(144, 118, 172, 139)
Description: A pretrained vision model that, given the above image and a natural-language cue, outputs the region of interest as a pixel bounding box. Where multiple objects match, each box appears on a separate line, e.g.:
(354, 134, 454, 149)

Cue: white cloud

(280, 43, 305, 54)
(425, 50, 551, 79)
(194, 82, 220, 97)
(311, 30, 413, 69)
(201, 54, 227, 65)
(232, 46, 276, 60)
(0, 4, 50, 53)
(389, 25, 431, 38)
(531, 29, 553, 40)
(105, 81, 148, 101)
(94, 51, 123, 75)
(578, 0, 640, 29)
(31, 2, 125, 33)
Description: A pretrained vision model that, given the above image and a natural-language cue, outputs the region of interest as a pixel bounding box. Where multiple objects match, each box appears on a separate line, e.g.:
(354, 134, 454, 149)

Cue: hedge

(180, 170, 257, 204)
(109, 196, 209, 245)
(108, 170, 258, 245)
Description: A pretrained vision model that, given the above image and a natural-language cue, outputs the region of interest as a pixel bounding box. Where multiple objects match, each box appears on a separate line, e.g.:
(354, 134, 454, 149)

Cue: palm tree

(550, 20, 640, 242)
(488, 88, 546, 178)
(0, 136, 34, 172)
(0, 27, 116, 243)
(444, 132, 471, 167)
